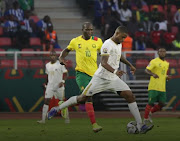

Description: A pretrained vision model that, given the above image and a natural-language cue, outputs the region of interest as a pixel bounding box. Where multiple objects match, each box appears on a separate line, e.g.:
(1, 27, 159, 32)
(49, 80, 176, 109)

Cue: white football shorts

(45, 86, 65, 100)
(82, 75, 131, 96)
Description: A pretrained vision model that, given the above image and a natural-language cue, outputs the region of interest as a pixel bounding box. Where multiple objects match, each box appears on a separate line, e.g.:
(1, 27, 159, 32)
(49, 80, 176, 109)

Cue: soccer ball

(127, 121, 139, 134)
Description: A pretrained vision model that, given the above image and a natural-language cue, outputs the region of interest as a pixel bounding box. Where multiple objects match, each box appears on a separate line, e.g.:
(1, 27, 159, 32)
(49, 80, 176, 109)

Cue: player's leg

(112, 78, 153, 133)
(150, 91, 166, 115)
(119, 90, 153, 133)
(37, 90, 53, 123)
(48, 76, 96, 118)
(48, 93, 87, 119)
(48, 75, 104, 133)
(56, 87, 70, 123)
(76, 71, 98, 129)
(144, 90, 158, 123)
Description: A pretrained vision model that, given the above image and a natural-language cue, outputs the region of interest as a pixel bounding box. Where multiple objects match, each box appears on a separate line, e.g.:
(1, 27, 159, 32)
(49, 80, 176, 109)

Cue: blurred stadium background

(0, 0, 180, 113)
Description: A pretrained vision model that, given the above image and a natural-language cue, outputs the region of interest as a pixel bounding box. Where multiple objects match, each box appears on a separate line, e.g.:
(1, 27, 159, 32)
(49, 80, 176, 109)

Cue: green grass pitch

(0, 117, 180, 141)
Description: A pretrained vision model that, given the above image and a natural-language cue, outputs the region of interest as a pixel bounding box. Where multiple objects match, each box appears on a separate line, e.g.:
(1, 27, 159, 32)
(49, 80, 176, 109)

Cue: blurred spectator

(23, 11, 32, 33)
(141, 13, 153, 34)
(134, 36, 146, 50)
(6, 1, 24, 22)
(0, 0, 6, 16)
(122, 35, 134, 80)
(36, 15, 51, 40)
(3, 14, 18, 39)
(174, 9, 180, 30)
(164, 5, 174, 26)
(162, 25, 176, 50)
(135, 23, 147, 40)
(150, 6, 160, 22)
(108, 0, 119, 13)
(127, 15, 138, 38)
(103, 7, 121, 40)
(43, 23, 60, 51)
(172, 33, 180, 50)
(94, 0, 108, 29)
(18, 0, 34, 11)
(16, 21, 30, 49)
(122, 35, 133, 55)
(118, 3, 132, 26)
(153, 13, 167, 32)
(149, 23, 162, 49)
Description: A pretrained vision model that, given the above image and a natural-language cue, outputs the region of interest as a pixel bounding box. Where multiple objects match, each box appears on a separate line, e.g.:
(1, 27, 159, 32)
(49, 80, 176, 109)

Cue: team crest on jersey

(92, 44, 96, 48)
(103, 48, 108, 53)
(78, 44, 81, 48)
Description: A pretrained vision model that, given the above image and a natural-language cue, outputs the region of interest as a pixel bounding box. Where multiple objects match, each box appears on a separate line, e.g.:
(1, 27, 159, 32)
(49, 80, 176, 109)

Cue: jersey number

(85, 50, 91, 57)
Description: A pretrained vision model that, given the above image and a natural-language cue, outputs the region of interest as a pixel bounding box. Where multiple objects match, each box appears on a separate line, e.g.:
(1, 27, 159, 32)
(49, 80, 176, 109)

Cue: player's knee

(77, 95, 87, 103)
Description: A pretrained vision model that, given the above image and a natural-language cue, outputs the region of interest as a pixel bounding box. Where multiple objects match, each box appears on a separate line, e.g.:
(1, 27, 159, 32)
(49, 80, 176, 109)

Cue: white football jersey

(46, 60, 67, 90)
(95, 39, 122, 80)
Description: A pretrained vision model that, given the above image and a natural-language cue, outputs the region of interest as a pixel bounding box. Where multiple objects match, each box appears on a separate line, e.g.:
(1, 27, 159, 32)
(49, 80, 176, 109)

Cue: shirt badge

(103, 48, 108, 53)
(92, 44, 96, 48)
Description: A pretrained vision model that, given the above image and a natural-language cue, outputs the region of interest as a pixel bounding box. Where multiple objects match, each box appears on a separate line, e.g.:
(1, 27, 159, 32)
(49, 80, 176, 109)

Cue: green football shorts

(76, 71, 92, 93)
(148, 90, 166, 105)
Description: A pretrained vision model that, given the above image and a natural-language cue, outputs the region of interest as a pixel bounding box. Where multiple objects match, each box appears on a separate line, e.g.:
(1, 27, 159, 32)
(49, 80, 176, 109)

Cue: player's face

(50, 52, 57, 63)
(116, 32, 128, 44)
(158, 48, 166, 59)
(82, 24, 93, 39)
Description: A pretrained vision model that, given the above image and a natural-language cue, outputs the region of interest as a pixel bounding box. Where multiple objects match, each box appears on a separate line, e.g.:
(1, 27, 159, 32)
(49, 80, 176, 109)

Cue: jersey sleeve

(67, 38, 76, 51)
(100, 42, 111, 56)
(97, 38, 103, 53)
(146, 60, 155, 71)
(62, 65, 68, 73)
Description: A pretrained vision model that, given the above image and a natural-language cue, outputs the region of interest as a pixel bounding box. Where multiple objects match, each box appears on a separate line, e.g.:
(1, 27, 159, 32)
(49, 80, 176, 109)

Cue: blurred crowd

(0, 0, 60, 51)
(77, 0, 180, 51)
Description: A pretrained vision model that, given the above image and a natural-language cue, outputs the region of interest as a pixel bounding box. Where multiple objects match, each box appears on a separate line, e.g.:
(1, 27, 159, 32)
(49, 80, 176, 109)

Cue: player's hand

(59, 82, 64, 88)
(130, 65, 136, 75)
(116, 70, 127, 77)
(152, 74, 159, 78)
(166, 75, 172, 80)
(42, 83, 47, 89)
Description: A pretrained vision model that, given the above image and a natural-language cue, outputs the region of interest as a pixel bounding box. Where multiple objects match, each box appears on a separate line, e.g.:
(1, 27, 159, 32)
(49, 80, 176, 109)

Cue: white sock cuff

(128, 102, 137, 108)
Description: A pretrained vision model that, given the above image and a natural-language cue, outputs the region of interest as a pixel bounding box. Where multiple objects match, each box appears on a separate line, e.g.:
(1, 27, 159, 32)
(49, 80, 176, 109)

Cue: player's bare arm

(59, 72, 68, 88)
(101, 55, 126, 77)
(120, 55, 136, 74)
(59, 48, 71, 65)
(145, 69, 159, 78)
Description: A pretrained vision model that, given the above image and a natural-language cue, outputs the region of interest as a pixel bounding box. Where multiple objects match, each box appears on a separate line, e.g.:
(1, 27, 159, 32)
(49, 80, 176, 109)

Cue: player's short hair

(50, 50, 56, 55)
(115, 26, 128, 34)
(157, 47, 166, 51)
(82, 22, 92, 29)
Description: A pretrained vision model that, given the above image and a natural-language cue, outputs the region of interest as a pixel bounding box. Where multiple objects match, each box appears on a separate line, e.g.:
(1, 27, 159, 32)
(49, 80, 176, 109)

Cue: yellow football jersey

(67, 35, 103, 76)
(146, 57, 169, 92)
